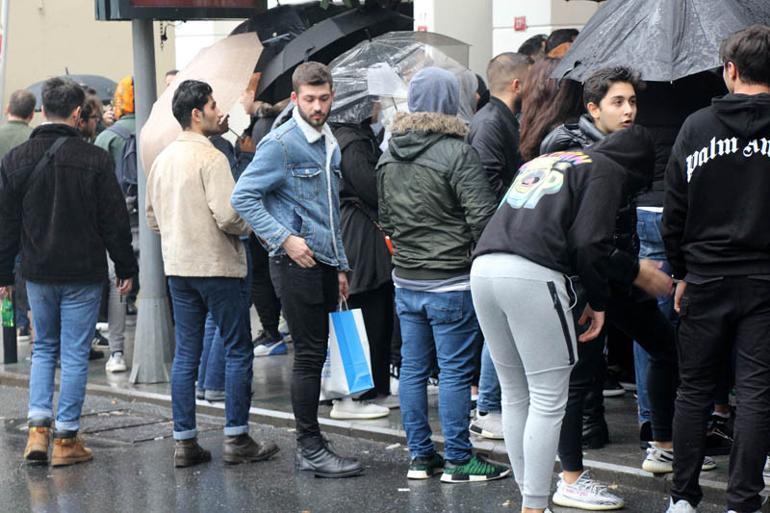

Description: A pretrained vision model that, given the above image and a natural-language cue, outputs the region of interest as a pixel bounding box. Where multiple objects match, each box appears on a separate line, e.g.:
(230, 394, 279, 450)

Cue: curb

(0, 369, 730, 504)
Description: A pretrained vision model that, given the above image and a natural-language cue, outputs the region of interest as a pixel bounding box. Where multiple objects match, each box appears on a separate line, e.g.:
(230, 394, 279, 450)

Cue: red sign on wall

(514, 16, 527, 32)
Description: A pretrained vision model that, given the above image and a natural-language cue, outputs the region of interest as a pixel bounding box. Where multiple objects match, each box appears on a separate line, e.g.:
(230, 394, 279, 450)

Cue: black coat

(0, 124, 137, 285)
(332, 122, 391, 295)
(467, 97, 523, 200)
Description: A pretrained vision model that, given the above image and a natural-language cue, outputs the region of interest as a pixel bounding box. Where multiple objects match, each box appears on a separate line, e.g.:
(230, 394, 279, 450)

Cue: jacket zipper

(547, 281, 575, 365)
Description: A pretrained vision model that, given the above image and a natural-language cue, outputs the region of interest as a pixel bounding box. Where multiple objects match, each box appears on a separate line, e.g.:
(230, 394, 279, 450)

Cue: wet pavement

(0, 384, 729, 513)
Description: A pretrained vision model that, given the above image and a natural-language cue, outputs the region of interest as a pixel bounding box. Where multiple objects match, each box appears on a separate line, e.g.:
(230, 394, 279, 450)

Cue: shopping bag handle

(337, 299, 350, 312)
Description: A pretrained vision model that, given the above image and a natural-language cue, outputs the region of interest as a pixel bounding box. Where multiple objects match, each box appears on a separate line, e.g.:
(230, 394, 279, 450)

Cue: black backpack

(106, 124, 137, 197)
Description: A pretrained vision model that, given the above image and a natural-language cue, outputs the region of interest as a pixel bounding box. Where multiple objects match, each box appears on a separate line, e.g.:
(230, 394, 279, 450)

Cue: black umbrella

(26, 74, 117, 111)
(553, 0, 770, 82)
(256, 7, 413, 103)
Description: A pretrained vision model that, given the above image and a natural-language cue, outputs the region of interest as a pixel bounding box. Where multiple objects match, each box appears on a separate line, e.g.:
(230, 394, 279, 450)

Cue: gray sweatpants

(107, 257, 126, 354)
(470, 253, 578, 510)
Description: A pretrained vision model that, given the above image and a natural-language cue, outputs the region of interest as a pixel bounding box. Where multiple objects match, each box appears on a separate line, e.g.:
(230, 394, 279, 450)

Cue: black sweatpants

(672, 277, 770, 512)
(270, 257, 338, 445)
(347, 282, 394, 399)
(559, 286, 677, 471)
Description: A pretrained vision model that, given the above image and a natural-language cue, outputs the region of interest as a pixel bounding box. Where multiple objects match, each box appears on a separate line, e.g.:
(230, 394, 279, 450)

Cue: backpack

(106, 124, 137, 197)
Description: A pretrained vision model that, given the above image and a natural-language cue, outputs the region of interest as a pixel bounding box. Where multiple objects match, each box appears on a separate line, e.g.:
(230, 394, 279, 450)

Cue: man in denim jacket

(232, 62, 361, 478)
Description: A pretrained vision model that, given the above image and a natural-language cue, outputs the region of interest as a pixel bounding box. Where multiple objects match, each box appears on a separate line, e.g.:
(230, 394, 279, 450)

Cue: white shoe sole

(469, 425, 504, 440)
(439, 468, 511, 483)
(329, 410, 389, 420)
(552, 491, 624, 511)
(603, 389, 626, 398)
(106, 364, 127, 373)
(642, 459, 673, 474)
(406, 468, 442, 480)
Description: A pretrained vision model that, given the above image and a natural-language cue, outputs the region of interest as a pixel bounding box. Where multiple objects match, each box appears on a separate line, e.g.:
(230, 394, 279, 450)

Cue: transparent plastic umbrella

(329, 31, 473, 124)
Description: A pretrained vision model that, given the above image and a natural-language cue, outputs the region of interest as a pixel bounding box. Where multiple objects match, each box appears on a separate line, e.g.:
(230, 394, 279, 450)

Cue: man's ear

(290, 91, 298, 104)
(586, 101, 601, 123)
(71, 106, 82, 123)
(510, 78, 522, 96)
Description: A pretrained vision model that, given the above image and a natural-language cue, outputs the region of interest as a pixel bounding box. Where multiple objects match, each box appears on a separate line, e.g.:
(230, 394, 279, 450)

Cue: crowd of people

(0, 19, 769, 513)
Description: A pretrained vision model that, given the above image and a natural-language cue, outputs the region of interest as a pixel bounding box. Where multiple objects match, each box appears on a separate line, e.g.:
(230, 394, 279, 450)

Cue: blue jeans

(197, 244, 253, 393)
(167, 275, 253, 440)
(635, 209, 677, 425)
(26, 281, 103, 431)
(395, 287, 482, 463)
(477, 345, 501, 413)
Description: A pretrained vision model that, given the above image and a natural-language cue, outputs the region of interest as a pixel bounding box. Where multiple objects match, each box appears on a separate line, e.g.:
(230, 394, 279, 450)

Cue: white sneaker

(105, 352, 127, 373)
(372, 394, 400, 410)
(643, 444, 716, 474)
(469, 411, 504, 440)
(330, 397, 389, 420)
(552, 471, 624, 511)
(665, 498, 697, 513)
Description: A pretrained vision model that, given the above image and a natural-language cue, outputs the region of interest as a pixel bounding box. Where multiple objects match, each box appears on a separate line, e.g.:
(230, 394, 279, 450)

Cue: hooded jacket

(377, 112, 497, 279)
(474, 126, 655, 311)
(662, 93, 770, 280)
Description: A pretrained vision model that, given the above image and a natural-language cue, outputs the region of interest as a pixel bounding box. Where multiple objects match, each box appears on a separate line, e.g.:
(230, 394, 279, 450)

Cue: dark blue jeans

(167, 275, 253, 440)
(395, 287, 482, 463)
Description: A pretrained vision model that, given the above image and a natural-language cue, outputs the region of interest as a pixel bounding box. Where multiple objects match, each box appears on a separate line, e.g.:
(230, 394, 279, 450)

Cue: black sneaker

(407, 453, 444, 480)
(92, 330, 109, 348)
(603, 376, 626, 397)
(705, 412, 732, 456)
(252, 329, 282, 347)
(440, 454, 511, 483)
(88, 347, 104, 361)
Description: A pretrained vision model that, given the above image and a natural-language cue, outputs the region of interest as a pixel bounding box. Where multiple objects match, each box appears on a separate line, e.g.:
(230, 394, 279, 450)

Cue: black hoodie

(474, 125, 655, 311)
(662, 94, 770, 280)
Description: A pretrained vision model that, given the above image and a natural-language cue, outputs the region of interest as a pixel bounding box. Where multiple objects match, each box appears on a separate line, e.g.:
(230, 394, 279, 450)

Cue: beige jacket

(146, 131, 249, 278)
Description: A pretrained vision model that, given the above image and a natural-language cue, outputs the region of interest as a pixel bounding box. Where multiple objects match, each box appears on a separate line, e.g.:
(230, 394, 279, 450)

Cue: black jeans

(558, 286, 677, 471)
(673, 277, 770, 512)
(270, 256, 338, 445)
(250, 236, 282, 336)
(347, 282, 394, 399)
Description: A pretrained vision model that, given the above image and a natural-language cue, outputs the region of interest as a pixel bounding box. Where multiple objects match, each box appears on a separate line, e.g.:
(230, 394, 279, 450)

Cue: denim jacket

(231, 108, 350, 271)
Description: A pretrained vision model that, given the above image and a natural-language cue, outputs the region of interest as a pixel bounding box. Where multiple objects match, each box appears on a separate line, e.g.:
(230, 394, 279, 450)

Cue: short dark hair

(80, 93, 103, 122)
(487, 52, 533, 94)
(720, 24, 770, 87)
(545, 29, 579, 55)
(292, 62, 333, 93)
(8, 89, 36, 118)
(41, 77, 86, 120)
(518, 34, 547, 58)
(583, 66, 642, 108)
(172, 80, 212, 129)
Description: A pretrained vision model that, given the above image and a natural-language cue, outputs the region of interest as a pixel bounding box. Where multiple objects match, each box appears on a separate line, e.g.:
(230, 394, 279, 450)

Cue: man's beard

(299, 106, 328, 128)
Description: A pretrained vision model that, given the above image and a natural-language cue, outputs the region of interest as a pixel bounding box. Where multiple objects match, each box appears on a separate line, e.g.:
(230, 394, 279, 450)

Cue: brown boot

(23, 426, 50, 464)
(223, 434, 280, 464)
(174, 439, 211, 468)
(51, 436, 93, 467)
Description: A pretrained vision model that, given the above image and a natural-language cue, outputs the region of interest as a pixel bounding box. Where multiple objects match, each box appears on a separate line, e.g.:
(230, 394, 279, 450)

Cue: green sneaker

(440, 454, 511, 483)
(407, 453, 445, 480)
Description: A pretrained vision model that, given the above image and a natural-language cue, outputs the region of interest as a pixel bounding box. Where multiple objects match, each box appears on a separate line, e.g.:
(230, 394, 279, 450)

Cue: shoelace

(572, 475, 612, 497)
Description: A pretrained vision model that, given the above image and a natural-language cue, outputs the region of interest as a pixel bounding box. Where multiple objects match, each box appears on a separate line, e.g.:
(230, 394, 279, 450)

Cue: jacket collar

(176, 131, 214, 147)
(30, 123, 80, 139)
(578, 114, 605, 143)
(292, 107, 334, 144)
(488, 96, 518, 126)
(389, 111, 468, 138)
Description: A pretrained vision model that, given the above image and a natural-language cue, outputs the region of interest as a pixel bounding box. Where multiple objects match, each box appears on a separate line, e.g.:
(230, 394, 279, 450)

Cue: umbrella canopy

(553, 0, 770, 82)
(139, 32, 262, 174)
(256, 7, 413, 103)
(329, 31, 471, 124)
(26, 74, 117, 111)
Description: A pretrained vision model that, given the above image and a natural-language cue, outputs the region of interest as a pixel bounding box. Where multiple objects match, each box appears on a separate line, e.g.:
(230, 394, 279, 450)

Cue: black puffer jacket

(541, 116, 642, 286)
(332, 121, 391, 295)
(0, 124, 137, 285)
(377, 112, 497, 279)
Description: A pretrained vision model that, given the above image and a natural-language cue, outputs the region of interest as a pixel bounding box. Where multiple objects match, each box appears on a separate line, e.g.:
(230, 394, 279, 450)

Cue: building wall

(4, 0, 175, 120)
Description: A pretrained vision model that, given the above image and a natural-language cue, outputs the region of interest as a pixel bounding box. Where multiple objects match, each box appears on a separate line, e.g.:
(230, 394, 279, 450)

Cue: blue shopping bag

(320, 306, 375, 400)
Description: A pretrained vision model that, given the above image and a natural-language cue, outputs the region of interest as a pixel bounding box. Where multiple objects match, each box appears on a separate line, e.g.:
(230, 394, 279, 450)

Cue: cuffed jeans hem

(28, 410, 53, 423)
(522, 494, 549, 510)
(476, 405, 501, 414)
(173, 428, 198, 441)
(224, 425, 249, 437)
(54, 420, 80, 432)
